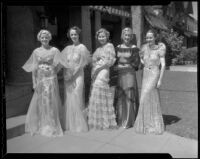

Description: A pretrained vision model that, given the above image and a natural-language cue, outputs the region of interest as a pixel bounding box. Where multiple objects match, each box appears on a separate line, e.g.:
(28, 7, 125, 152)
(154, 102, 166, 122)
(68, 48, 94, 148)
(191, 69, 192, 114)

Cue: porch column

(81, 6, 92, 51)
(121, 6, 126, 29)
(95, 11, 101, 48)
(131, 6, 143, 48)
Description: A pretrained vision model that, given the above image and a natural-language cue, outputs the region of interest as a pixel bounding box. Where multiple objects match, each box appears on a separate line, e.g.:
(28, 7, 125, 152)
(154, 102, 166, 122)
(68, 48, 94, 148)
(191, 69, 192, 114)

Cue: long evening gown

(134, 42, 166, 134)
(59, 44, 90, 132)
(115, 45, 140, 128)
(88, 42, 117, 130)
(22, 47, 63, 137)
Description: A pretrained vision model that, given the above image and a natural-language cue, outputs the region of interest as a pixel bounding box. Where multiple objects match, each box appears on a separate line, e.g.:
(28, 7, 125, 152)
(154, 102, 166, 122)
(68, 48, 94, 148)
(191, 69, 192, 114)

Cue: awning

(145, 14, 168, 30)
(89, 6, 131, 18)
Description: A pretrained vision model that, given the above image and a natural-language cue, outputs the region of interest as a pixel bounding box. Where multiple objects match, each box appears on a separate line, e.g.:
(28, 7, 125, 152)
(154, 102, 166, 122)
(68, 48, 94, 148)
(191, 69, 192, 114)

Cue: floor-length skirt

(64, 70, 88, 132)
(134, 67, 164, 134)
(88, 82, 117, 130)
(25, 76, 63, 137)
(115, 70, 139, 128)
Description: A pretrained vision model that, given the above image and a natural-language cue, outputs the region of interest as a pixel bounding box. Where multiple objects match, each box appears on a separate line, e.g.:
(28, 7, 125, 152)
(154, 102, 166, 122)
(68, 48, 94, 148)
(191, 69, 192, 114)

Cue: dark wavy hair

(67, 26, 81, 39)
(146, 29, 160, 44)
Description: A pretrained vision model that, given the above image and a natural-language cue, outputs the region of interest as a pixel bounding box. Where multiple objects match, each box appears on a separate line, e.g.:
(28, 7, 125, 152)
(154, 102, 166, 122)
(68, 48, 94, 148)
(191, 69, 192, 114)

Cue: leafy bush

(159, 29, 184, 67)
(171, 47, 197, 65)
(160, 29, 184, 52)
(181, 47, 197, 63)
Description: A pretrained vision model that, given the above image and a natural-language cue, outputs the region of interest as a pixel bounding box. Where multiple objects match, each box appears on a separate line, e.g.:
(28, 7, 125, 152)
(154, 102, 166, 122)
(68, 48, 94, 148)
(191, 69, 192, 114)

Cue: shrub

(160, 29, 184, 66)
(181, 47, 197, 64)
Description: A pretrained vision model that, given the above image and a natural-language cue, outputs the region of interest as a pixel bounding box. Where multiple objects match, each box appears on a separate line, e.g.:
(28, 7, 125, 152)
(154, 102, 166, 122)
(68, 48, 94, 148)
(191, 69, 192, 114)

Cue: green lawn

(160, 90, 198, 140)
(137, 70, 198, 140)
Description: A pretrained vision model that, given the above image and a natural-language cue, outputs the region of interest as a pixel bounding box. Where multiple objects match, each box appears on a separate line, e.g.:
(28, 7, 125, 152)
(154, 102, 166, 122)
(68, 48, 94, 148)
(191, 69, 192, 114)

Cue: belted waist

(144, 65, 159, 69)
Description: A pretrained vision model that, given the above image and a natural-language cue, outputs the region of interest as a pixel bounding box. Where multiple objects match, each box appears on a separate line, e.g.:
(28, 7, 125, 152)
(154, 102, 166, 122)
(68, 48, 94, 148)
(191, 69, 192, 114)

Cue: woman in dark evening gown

(115, 27, 140, 129)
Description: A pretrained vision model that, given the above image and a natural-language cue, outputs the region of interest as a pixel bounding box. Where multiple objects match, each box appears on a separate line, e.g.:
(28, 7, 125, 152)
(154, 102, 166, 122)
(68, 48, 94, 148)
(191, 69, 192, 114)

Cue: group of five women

(22, 26, 166, 137)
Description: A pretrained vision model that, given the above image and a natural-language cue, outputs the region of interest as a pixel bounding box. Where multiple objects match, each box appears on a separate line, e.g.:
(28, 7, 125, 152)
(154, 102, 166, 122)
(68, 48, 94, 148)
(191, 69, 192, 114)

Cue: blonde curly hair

(121, 27, 134, 41)
(37, 29, 52, 42)
(96, 28, 110, 40)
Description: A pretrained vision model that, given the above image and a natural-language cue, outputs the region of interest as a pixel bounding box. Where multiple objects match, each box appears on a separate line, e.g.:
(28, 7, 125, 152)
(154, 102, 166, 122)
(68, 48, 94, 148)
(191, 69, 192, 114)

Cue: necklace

(148, 44, 159, 50)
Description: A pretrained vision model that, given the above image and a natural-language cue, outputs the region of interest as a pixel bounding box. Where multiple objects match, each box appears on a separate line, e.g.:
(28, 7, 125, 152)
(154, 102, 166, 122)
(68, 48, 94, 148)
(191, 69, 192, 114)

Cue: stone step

(6, 85, 33, 118)
(7, 115, 26, 140)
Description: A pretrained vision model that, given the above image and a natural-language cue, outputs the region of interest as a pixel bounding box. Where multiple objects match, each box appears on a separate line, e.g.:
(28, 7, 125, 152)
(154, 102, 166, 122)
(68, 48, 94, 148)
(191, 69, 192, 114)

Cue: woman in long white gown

(22, 30, 63, 137)
(134, 29, 166, 134)
(58, 26, 91, 132)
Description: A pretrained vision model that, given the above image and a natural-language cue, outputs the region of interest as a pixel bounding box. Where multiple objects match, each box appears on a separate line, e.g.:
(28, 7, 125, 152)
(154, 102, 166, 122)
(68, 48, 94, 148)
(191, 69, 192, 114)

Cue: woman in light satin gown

(58, 26, 90, 132)
(22, 30, 63, 137)
(88, 28, 117, 130)
(115, 27, 140, 129)
(134, 29, 166, 134)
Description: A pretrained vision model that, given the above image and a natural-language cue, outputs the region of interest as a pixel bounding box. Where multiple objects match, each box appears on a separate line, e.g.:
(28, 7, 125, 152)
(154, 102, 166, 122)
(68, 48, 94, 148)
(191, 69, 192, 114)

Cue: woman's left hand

(157, 80, 162, 88)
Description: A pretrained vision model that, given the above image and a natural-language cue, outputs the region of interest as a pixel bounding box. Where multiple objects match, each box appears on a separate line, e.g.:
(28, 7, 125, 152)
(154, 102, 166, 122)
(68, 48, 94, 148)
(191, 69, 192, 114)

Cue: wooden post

(81, 6, 92, 51)
(131, 6, 143, 48)
(121, 6, 126, 29)
(95, 11, 101, 48)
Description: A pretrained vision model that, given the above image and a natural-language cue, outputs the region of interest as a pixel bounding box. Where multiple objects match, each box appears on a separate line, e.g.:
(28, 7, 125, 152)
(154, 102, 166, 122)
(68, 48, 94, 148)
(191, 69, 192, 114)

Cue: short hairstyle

(121, 27, 134, 40)
(37, 29, 52, 41)
(95, 28, 110, 40)
(67, 26, 81, 38)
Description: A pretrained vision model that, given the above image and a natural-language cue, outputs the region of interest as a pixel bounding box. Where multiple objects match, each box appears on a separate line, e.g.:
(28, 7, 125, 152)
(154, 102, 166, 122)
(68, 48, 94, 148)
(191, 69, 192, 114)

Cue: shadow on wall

(162, 114, 181, 125)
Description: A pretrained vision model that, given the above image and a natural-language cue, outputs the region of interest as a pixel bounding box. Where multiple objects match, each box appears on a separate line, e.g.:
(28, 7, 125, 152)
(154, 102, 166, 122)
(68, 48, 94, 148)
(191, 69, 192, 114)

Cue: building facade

(5, 6, 133, 117)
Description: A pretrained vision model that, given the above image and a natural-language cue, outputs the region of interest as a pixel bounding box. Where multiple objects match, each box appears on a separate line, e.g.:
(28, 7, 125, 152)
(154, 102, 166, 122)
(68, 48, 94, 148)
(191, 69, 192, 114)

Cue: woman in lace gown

(22, 30, 63, 137)
(115, 28, 140, 129)
(134, 29, 166, 134)
(88, 28, 117, 130)
(58, 26, 90, 132)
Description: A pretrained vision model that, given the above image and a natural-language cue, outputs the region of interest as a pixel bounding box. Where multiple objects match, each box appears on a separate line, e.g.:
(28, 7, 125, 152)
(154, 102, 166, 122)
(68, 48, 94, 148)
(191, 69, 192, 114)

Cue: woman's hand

(157, 80, 162, 88)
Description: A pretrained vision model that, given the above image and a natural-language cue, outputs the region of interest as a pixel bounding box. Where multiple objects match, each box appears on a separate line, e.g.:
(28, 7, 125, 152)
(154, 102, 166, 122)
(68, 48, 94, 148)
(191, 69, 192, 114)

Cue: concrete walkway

(6, 116, 197, 158)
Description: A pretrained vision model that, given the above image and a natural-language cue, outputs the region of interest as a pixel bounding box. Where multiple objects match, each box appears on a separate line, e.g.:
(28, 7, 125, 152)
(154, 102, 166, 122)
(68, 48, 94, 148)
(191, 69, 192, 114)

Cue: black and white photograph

(2, 1, 198, 158)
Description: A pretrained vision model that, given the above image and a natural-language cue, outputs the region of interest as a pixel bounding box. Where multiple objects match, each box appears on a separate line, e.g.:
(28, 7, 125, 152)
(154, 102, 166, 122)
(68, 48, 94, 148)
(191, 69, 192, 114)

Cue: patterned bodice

(63, 51, 80, 80)
(36, 54, 56, 79)
(140, 43, 166, 68)
(115, 45, 140, 70)
(65, 49, 81, 68)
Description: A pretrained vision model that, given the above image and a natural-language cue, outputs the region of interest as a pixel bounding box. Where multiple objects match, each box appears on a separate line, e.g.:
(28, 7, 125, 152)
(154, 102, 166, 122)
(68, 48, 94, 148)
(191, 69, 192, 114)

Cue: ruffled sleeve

(59, 46, 71, 68)
(53, 47, 61, 66)
(139, 44, 146, 59)
(92, 48, 100, 66)
(22, 49, 38, 72)
(52, 47, 63, 72)
(103, 43, 116, 67)
(78, 44, 91, 68)
(158, 42, 166, 57)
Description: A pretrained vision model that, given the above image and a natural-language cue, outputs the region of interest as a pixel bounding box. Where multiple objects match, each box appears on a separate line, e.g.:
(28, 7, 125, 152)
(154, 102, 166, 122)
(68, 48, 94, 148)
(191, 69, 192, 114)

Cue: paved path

(5, 65, 197, 157)
(6, 116, 197, 158)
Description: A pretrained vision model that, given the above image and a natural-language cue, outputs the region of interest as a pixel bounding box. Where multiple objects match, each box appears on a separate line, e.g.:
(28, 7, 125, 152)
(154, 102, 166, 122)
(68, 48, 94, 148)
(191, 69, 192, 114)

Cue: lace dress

(22, 47, 63, 137)
(59, 44, 90, 132)
(134, 43, 166, 134)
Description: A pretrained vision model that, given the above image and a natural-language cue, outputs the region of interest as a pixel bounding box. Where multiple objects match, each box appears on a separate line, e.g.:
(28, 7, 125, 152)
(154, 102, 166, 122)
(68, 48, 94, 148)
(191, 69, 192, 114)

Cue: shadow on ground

(163, 114, 181, 125)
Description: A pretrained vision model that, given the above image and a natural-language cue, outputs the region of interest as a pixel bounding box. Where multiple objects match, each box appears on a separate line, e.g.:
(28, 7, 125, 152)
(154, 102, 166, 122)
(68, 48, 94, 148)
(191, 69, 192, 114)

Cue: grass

(160, 90, 198, 140)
